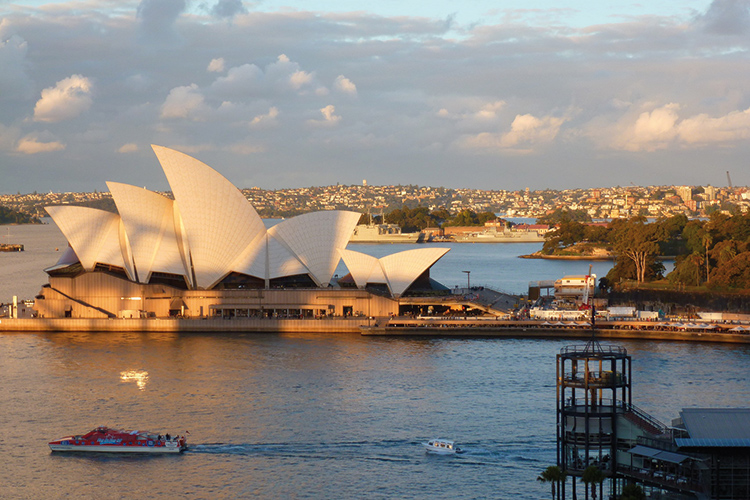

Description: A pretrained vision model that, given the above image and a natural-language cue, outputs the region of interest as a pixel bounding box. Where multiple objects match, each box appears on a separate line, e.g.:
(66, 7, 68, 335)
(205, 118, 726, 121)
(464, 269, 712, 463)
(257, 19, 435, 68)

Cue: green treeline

(542, 210, 750, 291)
(0, 206, 40, 225)
(364, 206, 499, 233)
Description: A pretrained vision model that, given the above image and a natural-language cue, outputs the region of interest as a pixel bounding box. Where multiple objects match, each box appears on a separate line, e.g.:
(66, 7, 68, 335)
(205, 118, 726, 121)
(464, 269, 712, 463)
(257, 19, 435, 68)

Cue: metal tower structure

(557, 336, 632, 499)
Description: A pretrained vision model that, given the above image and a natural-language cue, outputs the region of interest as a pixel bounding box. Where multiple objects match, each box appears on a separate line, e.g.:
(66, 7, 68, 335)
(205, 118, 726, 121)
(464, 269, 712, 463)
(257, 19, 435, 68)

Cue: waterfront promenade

(360, 318, 750, 343)
(2, 315, 750, 343)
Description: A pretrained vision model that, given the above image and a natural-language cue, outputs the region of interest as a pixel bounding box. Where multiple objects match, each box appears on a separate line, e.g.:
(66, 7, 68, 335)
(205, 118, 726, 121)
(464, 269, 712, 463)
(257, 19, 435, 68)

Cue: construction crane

(727, 171, 733, 188)
(580, 264, 594, 310)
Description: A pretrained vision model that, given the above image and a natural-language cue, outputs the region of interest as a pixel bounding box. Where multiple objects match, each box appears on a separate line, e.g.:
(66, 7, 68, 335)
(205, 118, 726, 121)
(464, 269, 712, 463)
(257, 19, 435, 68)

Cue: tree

(709, 252, 750, 290)
(537, 465, 566, 500)
(619, 483, 645, 500)
(581, 465, 605, 500)
(542, 219, 587, 254)
(611, 217, 665, 283)
(443, 209, 497, 226)
(702, 231, 713, 283)
(538, 208, 592, 225)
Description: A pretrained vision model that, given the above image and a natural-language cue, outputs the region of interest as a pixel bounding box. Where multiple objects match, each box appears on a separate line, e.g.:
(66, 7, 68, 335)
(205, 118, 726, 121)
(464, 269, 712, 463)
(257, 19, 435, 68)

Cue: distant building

(677, 186, 693, 204)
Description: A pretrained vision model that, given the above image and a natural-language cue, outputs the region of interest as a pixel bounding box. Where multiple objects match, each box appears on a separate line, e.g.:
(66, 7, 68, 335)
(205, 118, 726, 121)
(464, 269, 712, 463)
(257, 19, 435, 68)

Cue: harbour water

(0, 223, 743, 499)
(3, 333, 750, 499)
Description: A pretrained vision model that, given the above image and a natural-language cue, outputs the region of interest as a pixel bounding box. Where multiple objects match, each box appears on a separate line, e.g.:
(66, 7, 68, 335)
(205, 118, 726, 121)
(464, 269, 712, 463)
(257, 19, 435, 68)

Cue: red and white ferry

(48, 426, 187, 454)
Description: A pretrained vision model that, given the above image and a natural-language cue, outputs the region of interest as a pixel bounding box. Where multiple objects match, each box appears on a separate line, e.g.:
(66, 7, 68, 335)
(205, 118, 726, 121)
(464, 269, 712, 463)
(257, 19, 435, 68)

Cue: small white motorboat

(422, 438, 462, 454)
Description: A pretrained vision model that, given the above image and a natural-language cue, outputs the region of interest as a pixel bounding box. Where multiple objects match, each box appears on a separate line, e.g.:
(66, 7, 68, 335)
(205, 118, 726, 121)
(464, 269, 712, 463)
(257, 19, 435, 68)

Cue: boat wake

(187, 440, 414, 462)
(185, 440, 543, 468)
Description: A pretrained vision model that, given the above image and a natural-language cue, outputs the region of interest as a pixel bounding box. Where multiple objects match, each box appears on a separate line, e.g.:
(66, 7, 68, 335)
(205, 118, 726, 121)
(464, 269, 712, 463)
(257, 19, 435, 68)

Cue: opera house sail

(34, 146, 449, 322)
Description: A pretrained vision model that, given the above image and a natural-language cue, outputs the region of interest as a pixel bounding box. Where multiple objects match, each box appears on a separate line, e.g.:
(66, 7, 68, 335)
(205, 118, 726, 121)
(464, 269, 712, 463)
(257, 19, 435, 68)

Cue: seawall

(0, 317, 372, 333)
(3, 316, 750, 344)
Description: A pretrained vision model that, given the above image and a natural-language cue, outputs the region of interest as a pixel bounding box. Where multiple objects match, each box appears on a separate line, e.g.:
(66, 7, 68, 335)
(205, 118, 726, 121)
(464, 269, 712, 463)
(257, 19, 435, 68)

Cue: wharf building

(556, 338, 750, 499)
(33, 146, 451, 322)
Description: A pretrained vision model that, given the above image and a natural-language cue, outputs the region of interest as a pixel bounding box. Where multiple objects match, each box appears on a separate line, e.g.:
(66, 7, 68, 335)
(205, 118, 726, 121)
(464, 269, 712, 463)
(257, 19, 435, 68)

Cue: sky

(1, 0, 749, 194)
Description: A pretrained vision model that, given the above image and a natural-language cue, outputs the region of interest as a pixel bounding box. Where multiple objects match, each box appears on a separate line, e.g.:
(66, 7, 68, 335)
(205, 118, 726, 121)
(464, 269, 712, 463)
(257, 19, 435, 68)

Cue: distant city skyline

(3, 182, 747, 222)
(1, 1, 749, 193)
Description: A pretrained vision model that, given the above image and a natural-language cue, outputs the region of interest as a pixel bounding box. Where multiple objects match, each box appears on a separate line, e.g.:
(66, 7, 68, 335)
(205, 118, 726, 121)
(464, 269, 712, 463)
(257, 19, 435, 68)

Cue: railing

(563, 371, 628, 387)
(565, 397, 622, 409)
(625, 402, 669, 435)
(616, 464, 704, 494)
(560, 344, 627, 355)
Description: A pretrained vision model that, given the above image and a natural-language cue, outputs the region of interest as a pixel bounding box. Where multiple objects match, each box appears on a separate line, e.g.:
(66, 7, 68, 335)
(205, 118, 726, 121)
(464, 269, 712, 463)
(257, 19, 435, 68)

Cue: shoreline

(519, 253, 676, 261)
(2, 317, 750, 344)
(519, 253, 614, 260)
(360, 326, 750, 344)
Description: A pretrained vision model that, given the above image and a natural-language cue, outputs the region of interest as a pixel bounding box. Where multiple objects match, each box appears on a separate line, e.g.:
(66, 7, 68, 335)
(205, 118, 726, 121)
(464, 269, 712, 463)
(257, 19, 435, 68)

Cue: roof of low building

(680, 408, 750, 440)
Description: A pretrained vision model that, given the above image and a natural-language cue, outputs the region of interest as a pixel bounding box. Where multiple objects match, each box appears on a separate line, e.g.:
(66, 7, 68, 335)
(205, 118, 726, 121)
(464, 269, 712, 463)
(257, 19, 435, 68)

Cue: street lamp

(462, 270, 471, 290)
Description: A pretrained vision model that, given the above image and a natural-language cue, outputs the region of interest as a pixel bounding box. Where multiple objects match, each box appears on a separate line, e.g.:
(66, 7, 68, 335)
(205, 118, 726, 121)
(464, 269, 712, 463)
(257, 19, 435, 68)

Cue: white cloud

(250, 107, 279, 128)
(118, 143, 139, 153)
(460, 113, 567, 152)
(210, 63, 263, 95)
(676, 108, 750, 145)
(289, 70, 314, 90)
(475, 101, 505, 120)
(436, 100, 506, 121)
(333, 75, 357, 95)
(160, 84, 209, 120)
(33, 75, 93, 123)
(265, 54, 317, 93)
(615, 103, 680, 152)
(6, 0, 750, 192)
(207, 57, 226, 73)
(320, 105, 340, 122)
(307, 104, 341, 127)
(608, 103, 750, 151)
(16, 134, 66, 154)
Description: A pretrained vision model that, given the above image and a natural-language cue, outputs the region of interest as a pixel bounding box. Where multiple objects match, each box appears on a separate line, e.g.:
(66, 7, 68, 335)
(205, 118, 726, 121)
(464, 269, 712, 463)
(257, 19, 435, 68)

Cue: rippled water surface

(0, 223, 743, 498)
(2, 332, 750, 499)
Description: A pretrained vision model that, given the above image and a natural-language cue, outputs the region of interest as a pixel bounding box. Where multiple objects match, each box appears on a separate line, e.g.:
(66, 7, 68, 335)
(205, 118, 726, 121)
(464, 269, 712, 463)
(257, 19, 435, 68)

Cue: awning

(208, 304, 321, 310)
(628, 445, 691, 464)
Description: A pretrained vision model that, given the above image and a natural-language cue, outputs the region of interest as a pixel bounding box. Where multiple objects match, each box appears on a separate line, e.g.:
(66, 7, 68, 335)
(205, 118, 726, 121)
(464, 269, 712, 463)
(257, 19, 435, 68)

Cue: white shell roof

(379, 247, 450, 297)
(107, 182, 189, 284)
(339, 249, 385, 286)
(151, 145, 266, 289)
(45, 146, 449, 295)
(229, 233, 268, 280)
(268, 211, 360, 286)
(45, 205, 132, 278)
(340, 247, 449, 297)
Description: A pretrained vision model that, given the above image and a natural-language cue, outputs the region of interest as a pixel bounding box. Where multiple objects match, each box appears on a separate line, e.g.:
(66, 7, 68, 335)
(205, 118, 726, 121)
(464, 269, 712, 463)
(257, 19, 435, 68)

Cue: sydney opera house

(33, 146, 450, 323)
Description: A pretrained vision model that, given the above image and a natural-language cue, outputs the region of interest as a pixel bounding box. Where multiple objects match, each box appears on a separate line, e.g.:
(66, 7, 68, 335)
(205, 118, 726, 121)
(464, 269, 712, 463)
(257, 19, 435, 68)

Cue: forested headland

(537, 209, 750, 291)
(0, 206, 40, 225)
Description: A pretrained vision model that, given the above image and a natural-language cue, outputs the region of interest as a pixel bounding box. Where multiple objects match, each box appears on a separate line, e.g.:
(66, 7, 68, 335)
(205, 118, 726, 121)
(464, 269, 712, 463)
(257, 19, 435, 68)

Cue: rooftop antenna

(583, 269, 601, 354)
